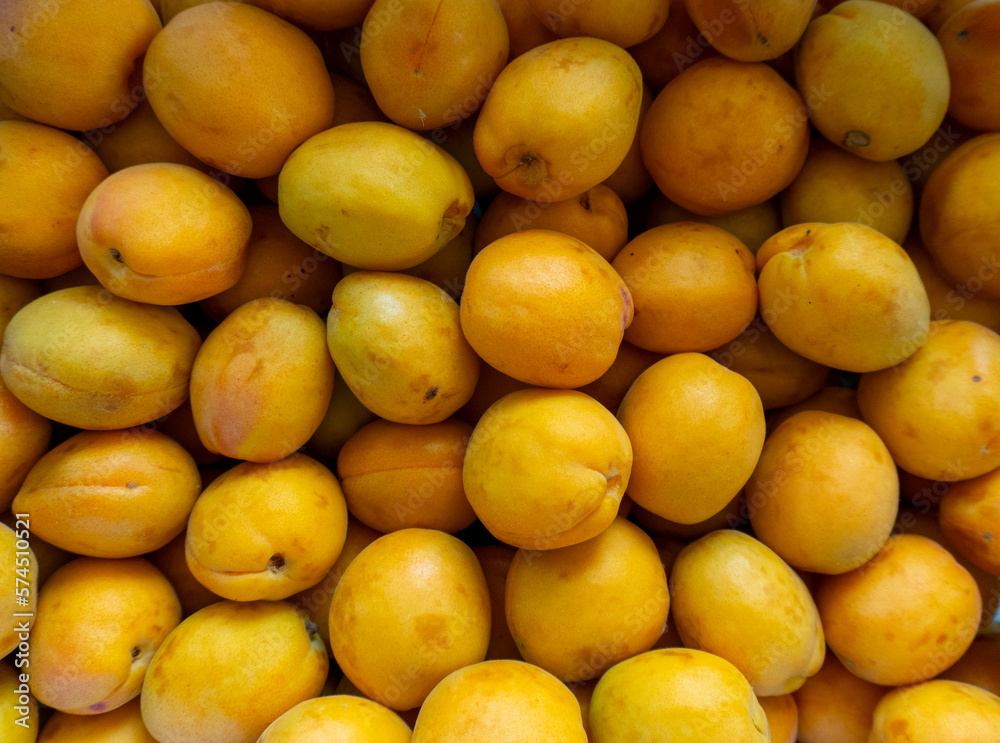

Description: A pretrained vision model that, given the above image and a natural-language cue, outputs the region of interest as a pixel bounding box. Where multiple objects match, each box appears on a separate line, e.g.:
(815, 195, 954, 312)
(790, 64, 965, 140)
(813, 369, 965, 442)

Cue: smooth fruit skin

(329, 529, 491, 711)
(190, 297, 334, 463)
(12, 429, 200, 558)
(526, 0, 669, 48)
(640, 57, 809, 216)
(459, 229, 633, 389)
(0, 377, 50, 511)
(505, 517, 669, 683)
(411, 660, 587, 743)
(857, 320, 1000, 481)
(0, 286, 201, 430)
(792, 652, 888, 743)
(684, 0, 815, 62)
(474, 36, 643, 202)
(360, 0, 509, 130)
(140, 601, 328, 743)
(757, 222, 930, 373)
(0, 663, 37, 743)
(257, 695, 412, 743)
(745, 411, 899, 574)
(327, 272, 480, 424)
(77, 163, 252, 305)
(815, 534, 982, 687)
(0, 121, 109, 279)
(617, 353, 765, 524)
(937, 0, 1000, 132)
(939, 466, 1000, 575)
(0, 522, 37, 658)
(39, 697, 157, 743)
(669, 530, 826, 697)
(920, 133, 1000, 298)
(758, 694, 798, 743)
(337, 418, 477, 534)
(143, 2, 335, 178)
(30, 557, 181, 715)
(462, 388, 632, 550)
(589, 648, 770, 742)
(185, 453, 348, 602)
(0, 0, 161, 131)
(279, 121, 474, 271)
(938, 635, 1000, 697)
(794, 0, 950, 161)
(868, 680, 1000, 743)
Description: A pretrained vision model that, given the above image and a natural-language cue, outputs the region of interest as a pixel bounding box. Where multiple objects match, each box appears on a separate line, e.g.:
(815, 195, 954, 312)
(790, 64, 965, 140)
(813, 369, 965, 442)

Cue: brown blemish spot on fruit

(958, 29, 969, 41)
(579, 190, 592, 211)
(110, 248, 125, 263)
(131, 645, 142, 660)
(889, 718, 910, 737)
(268, 553, 286, 572)
(425, 386, 439, 400)
(973, 375, 982, 382)
(985, 532, 993, 542)
(126, 481, 138, 488)
(843, 130, 871, 148)
(415, 614, 450, 648)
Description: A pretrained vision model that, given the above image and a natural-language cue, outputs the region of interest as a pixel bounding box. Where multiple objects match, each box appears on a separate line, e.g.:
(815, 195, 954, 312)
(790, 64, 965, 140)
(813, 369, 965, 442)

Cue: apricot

(758, 694, 798, 743)
(77, 163, 252, 305)
(473, 185, 629, 263)
(185, 453, 348, 602)
(279, 121, 474, 270)
(632, 490, 745, 539)
(144, 2, 334, 178)
(641, 57, 809, 215)
(670, 530, 825, 696)
(612, 222, 758, 353)
(329, 529, 491, 710)
(756, 222, 930, 372)
(290, 517, 380, 655)
(938, 635, 1000, 696)
(0, 276, 40, 345)
(938, 1, 1000, 132)
(496, 0, 558, 58)
(0, 121, 108, 279)
(474, 37, 642, 202)
(857, 320, 1000, 481)
(472, 545, 521, 661)
(39, 697, 157, 743)
(527, 0, 668, 47)
(201, 205, 340, 321)
(709, 318, 828, 410)
(627, 0, 718, 89)
(0, 286, 201, 430)
(328, 72, 389, 126)
(646, 194, 783, 255)
(460, 230, 632, 388)
(869, 680, 1000, 742)
(617, 353, 765, 524)
(920, 133, 1000, 298)
(792, 652, 888, 743)
(141, 600, 328, 743)
(337, 418, 474, 533)
(87, 99, 208, 174)
(795, 0, 950, 161)
(0, 379, 50, 512)
(505, 517, 668, 682)
(905, 233, 1000, 331)
(575, 341, 663, 415)
(0, 662, 36, 743)
(815, 534, 981, 686)
(411, 660, 587, 743)
(590, 648, 770, 742)
(12, 429, 199, 558)
(0, 0, 160, 131)
(924, 0, 976, 30)
(258, 695, 411, 743)
(360, 0, 508, 130)
(745, 411, 899, 574)
(939, 466, 1000, 575)
(780, 140, 914, 245)
(149, 532, 223, 618)
(463, 388, 632, 550)
(253, 0, 377, 30)
(398, 217, 474, 300)
(191, 297, 334, 462)
(306, 375, 379, 459)
(30, 557, 180, 714)
(684, 0, 815, 61)
(766, 385, 862, 434)
(328, 272, 480, 424)
(0, 522, 36, 658)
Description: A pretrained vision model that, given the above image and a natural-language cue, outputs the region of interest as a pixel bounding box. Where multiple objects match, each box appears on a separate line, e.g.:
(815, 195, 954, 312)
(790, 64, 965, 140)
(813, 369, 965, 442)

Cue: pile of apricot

(1, 0, 999, 741)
